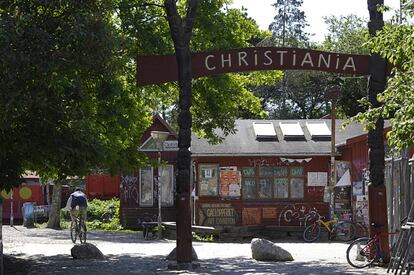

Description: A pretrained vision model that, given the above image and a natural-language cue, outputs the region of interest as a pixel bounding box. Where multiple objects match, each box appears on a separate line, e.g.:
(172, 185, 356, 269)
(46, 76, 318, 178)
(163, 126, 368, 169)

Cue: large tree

(349, 1, 414, 151)
(119, 0, 277, 142)
(268, 0, 309, 47)
(0, 0, 151, 228)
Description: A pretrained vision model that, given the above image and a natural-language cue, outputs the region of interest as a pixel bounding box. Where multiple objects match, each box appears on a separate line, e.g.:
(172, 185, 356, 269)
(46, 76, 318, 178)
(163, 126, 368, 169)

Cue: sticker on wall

(19, 187, 32, 200)
(1, 190, 11, 199)
(219, 167, 241, 198)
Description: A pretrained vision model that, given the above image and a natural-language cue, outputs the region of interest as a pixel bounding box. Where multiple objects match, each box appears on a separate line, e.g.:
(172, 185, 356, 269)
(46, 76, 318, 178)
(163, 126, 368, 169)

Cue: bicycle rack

(388, 201, 414, 275)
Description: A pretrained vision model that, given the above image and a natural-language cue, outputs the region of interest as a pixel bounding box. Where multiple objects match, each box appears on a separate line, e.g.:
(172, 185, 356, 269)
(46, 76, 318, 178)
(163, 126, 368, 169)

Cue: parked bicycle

(303, 213, 356, 242)
(70, 207, 87, 244)
(346, 221, 404, 268)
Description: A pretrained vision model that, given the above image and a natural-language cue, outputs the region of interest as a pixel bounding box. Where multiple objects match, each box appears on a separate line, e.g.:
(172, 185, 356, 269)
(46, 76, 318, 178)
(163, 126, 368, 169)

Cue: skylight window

(306, 122, 331, 140)
(279, 122, 305, 140)
(253, 122, 277, 141)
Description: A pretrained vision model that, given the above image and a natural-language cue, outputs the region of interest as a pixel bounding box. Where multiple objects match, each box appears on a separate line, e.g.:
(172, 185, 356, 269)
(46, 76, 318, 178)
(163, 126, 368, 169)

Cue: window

(199, 164, 219, 196)
(159, 165, 174, 206)
(279, 122, 305, 140)
(241, 166, 305, 200)
(274, 178, 289, 198)
(139, 167, 153, 206)
(242, 178, 256, 199)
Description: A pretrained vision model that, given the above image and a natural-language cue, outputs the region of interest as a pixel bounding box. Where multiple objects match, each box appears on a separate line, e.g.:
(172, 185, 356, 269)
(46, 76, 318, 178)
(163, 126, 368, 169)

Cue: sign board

(137, 47, 370, 86)
(199, 203, 237, 226)
(163, 140, 178, 151)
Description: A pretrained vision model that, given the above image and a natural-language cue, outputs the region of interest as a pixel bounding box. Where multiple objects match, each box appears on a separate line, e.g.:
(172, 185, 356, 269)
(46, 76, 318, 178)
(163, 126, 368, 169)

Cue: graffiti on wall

(278, 203, 319, 226)
(247, 158, 286, 167)
(121, 175, 139, 205)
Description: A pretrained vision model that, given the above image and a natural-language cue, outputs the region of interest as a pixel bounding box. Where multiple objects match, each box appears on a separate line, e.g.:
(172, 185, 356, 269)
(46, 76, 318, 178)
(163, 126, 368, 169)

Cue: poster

(219, 167, 241, 198)
(307, 172, 328, 186)
(355, 195, 369, 225)
(336, 161, 352, 186)
(199, 164, 219, 196)
(352, 181, 363, 196)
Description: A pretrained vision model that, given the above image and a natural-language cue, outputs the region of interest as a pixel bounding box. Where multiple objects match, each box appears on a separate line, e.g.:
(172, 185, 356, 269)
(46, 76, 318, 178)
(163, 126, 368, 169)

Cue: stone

(251, 238, 294, 262)
(71, 243, 105, 260)
(166, 247, 198, 261)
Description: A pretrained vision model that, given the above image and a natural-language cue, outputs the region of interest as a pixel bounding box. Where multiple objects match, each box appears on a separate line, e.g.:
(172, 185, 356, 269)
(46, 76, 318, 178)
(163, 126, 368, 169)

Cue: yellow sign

(19, 187, 32, 200)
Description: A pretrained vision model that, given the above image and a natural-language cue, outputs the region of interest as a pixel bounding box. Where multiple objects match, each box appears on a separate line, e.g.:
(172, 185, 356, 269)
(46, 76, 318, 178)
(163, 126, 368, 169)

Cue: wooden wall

(193, 156, 330, 228)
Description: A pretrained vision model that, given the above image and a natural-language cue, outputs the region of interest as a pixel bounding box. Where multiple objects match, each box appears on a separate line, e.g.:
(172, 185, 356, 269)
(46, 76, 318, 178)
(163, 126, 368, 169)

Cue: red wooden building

(117, 114, 179, 229)
(1, 174, 44, 221)
(190, 119, 391, 230)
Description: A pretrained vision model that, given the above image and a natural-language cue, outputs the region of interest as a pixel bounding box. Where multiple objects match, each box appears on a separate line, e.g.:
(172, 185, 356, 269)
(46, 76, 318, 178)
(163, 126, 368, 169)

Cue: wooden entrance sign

(137, 47, 370, 86)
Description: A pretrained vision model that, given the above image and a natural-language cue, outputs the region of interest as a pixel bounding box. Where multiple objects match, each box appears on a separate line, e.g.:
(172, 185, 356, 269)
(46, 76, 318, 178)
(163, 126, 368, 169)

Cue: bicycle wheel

(303, 223, 321, 242)
(335, 222, 356, 241)
(346, 237, 377, 268)
(70, 220, 77, 243)
(79, 218, 87, 244)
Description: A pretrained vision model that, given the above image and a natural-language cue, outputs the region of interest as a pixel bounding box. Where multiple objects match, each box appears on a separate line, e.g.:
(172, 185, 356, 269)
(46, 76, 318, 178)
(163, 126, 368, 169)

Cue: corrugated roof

(191, 119, 389, 157)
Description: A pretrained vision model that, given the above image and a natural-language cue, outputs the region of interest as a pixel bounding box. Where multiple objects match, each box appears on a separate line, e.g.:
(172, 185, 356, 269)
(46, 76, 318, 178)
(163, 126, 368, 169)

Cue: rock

(71, 243, 105, 260)
(251, 238, 294, 262)
(166, 247, 198, 261)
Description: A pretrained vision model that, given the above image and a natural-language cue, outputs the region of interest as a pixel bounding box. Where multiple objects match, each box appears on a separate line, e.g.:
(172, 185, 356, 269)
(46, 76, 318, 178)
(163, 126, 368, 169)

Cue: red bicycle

(346, 223, 400, 268)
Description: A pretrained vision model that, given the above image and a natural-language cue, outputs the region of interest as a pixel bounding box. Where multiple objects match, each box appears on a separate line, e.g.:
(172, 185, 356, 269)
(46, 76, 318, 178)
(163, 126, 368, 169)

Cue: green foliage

(119, 0, 276, 142)
(269, 0, 309, 47)
(86, 198, 123, 231)
(192, 232, 215, 242)
(320, 15, 370, 118)
(347, 5, 414, 152)
(0, 0, 151, 189)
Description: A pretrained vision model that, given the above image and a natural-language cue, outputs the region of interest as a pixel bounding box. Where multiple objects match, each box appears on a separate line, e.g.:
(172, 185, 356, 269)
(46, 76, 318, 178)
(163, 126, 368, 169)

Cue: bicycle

(347, 220, 406, 269)
(70, 207, 87, 244)
(303, 213, 356, 242)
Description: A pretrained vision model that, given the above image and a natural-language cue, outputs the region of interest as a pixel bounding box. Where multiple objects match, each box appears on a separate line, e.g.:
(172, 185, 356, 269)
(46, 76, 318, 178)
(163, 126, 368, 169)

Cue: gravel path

(3, 226, 388, 275)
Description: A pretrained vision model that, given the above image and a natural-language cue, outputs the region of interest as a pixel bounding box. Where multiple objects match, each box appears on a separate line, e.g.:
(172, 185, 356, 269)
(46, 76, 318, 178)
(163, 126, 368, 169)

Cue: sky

(230, 0, 401, 42)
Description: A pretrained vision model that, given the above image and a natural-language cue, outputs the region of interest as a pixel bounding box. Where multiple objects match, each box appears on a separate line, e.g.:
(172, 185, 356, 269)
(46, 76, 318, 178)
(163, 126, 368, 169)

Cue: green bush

(60, 198, 123, 231)
(86, 198, 123, 231)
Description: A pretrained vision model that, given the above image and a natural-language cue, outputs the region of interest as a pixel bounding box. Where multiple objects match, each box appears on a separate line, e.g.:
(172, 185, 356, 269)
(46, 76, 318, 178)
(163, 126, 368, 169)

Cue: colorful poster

(219, 167, 241, 198)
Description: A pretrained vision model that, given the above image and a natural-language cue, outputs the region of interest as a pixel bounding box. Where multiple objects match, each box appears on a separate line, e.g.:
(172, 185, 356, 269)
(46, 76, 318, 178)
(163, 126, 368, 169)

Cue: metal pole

(10, 190, 13, 227)
(330, 99, 337, 220)
(157, 150, 162, 237)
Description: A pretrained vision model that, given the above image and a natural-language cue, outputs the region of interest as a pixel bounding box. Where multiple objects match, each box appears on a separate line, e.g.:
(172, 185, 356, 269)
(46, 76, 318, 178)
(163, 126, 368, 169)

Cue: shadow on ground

(5, 254, 384, 275)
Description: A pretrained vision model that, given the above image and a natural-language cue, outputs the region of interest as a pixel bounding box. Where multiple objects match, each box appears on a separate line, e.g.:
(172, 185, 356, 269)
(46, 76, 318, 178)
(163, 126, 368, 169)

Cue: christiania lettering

(204, 49, 356, 72)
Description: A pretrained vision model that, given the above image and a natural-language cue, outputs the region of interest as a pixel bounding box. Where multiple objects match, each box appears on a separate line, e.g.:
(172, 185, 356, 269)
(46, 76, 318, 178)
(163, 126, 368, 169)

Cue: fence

(385, 156, 414, 243)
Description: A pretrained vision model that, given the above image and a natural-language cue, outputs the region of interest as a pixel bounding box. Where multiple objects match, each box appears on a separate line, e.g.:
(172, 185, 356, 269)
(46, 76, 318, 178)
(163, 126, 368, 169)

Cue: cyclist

(66, 187, 88, 224)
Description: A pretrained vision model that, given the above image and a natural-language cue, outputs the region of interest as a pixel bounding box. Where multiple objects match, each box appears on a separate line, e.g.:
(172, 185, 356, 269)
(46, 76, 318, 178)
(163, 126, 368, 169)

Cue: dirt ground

(3, 225, 388, 275)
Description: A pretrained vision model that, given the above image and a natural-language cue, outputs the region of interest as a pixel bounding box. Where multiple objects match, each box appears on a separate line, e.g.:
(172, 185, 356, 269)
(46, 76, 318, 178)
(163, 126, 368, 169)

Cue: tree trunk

(47, 182, 62, 229)
(0, 200, 3, 275)
(164, 0, 199, 264)
(367, 0, 389, 261)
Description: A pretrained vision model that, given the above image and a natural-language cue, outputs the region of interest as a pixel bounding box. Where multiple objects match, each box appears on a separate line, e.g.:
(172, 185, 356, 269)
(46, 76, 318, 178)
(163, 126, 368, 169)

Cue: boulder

(166, 247, 198, 261)
(71, 243, 105, 260)
(251, 238, 294, 262)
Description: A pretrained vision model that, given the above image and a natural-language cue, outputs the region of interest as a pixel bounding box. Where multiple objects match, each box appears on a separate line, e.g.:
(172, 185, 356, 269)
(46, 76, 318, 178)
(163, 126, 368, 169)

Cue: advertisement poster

(219, 167, 241, 198)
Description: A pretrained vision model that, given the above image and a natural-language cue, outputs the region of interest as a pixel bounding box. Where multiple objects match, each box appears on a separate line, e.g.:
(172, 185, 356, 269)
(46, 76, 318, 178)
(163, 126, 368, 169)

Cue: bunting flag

(280, 157, 312, 163)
